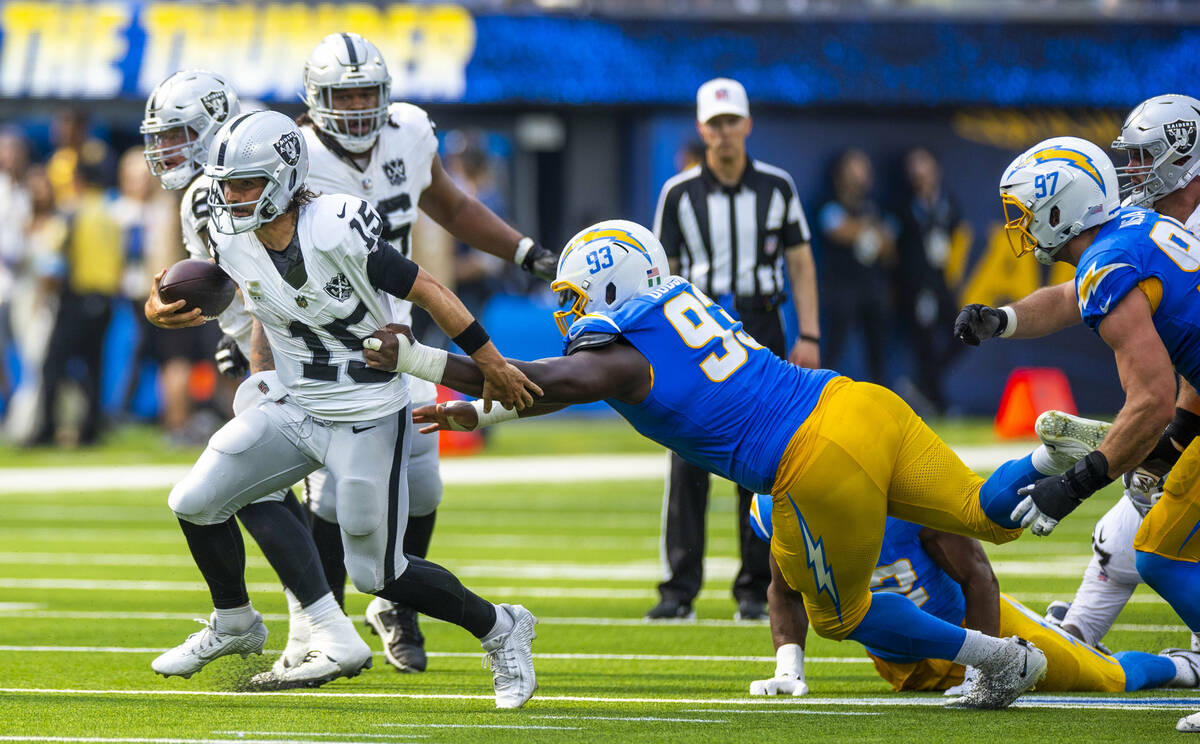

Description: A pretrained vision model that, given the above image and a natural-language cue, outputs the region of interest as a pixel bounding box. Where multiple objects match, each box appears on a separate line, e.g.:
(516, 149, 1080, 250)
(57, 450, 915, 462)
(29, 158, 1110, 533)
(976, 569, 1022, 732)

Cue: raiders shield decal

(274, 131, 302, 166)
(1165, 118, 1197, 156)
(201, 90, 229, 122)
(383, 159, 407, 186)
(324, 273, 353, 302)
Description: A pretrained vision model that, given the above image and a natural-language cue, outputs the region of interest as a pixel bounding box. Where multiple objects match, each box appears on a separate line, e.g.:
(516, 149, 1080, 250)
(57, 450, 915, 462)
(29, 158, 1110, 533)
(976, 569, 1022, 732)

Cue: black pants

(657, 302, 784, 607)
(34, 290, 112, 445)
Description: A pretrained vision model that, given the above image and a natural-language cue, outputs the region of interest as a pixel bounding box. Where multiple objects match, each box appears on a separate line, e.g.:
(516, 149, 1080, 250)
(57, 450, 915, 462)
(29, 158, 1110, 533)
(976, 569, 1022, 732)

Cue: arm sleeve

(366, 240, 420, 298)
(653, 182, 685, 260)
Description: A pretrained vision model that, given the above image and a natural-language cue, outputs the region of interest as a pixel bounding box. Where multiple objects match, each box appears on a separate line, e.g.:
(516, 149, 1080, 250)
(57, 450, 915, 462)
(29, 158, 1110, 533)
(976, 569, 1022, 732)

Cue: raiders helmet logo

(1165, 119, 1198, 156)
(383, 159, 407, 186)
(274, 131, 302, 166)
(200, 90, 229, 122)
(324, 273, 353, 302)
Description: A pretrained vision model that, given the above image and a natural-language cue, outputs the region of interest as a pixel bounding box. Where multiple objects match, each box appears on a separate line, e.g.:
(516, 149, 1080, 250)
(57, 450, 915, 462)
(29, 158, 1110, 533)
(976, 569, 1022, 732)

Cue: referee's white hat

(697, 78, 749, 123)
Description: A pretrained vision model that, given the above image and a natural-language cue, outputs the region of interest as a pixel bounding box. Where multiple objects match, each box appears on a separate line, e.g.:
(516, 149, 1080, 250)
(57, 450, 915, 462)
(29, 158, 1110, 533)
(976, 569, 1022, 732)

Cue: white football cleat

(943, 665, 980, 697)
(1163, 648, 1200, 687)
(945, 637, 1046, 710)
(1179, 711, 1200, 732)
(248, 613, 312, 688)
(254, 616, 371, 690)
(749, 673, 808, 696)
(1191, 631, 1200, 653)
(151, 612, 268, 678)
(1034, 411, 1112, 473)
(483, 604, 538, 709)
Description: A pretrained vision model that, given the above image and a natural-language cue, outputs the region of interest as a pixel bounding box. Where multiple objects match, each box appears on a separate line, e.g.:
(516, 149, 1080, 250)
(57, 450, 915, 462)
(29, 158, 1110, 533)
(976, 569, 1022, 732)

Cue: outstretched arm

(954, 280, 1078, 345)
(918, 528, 1000, 637)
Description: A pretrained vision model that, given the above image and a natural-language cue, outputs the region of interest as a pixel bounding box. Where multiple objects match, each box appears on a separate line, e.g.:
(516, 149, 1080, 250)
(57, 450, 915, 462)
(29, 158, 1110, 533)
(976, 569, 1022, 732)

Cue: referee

(648, 77, 820, 621)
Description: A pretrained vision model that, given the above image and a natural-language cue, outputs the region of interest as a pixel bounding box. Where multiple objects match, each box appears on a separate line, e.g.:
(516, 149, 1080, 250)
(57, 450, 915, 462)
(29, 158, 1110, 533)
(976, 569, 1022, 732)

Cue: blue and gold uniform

(1073, 206, 1200, 565)
(565, 276, 1025, 641)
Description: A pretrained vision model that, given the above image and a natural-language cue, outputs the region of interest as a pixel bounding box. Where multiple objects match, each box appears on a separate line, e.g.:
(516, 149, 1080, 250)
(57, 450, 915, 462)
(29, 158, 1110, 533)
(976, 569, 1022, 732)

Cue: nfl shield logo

(200, 90, 229, 122)
(274, 132, 302, 166)
(295, 295, 308, 308)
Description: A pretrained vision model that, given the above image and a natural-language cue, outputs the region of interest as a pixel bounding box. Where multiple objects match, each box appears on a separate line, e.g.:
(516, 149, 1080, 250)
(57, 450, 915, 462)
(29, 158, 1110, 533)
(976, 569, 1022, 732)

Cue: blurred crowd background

(0, 0, 1197, 447)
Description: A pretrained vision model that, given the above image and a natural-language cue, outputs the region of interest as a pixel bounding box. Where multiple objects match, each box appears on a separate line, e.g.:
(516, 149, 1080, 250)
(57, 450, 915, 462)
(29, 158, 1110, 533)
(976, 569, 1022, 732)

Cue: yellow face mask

(1001, 193, 1038, 258)
(552, 279, 589, 335)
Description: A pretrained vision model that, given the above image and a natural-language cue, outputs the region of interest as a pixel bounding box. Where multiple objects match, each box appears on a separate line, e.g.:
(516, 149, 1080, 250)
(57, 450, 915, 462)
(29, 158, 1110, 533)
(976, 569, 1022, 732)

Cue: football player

(744, 494, 1200, 696)
(954, 135, 1200, 731)
(374, 218, 1117, 709)
(294, 32, 555, 674)
(145, 110, 540, 708)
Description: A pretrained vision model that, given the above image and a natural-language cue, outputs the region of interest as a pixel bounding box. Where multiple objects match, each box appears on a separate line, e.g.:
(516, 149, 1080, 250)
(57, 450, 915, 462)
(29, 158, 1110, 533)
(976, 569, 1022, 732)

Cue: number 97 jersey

(1076, 205, 1200, 390)
(563, 277, 838, 495)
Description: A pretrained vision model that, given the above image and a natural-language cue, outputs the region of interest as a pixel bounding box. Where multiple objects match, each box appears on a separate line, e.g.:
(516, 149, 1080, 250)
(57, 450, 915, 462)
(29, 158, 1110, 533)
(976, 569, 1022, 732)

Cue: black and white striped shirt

(653, 157, 810, 300)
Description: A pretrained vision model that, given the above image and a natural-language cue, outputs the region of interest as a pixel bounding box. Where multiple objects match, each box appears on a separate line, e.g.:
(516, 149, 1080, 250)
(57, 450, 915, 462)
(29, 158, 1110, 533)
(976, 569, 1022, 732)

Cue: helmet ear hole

(605, 283, 617, 304)
(1049, 205, 1060, 227)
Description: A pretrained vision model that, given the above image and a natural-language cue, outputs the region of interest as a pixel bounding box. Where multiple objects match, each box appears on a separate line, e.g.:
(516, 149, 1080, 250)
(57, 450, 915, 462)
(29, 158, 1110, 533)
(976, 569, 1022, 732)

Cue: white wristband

(469, 398, 519, 429)
(363, 333, 448, 382)
(513, 236, 535, 266)
(998, 306, 1018, 338)
(775, 643, 805, 679)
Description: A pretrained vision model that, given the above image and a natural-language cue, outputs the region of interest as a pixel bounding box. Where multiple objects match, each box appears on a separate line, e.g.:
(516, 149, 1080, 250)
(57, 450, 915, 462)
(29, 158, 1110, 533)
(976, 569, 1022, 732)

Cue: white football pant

(1060, 496, 1144, 647)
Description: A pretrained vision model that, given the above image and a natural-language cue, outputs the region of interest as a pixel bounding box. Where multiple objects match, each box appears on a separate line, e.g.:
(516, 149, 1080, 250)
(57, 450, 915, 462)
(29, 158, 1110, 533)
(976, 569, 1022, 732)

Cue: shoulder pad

(308, 196, 382, 253)
(387, 102, 433, 132)
(563, 314, 622, 355)
(565, 331, 621, 356)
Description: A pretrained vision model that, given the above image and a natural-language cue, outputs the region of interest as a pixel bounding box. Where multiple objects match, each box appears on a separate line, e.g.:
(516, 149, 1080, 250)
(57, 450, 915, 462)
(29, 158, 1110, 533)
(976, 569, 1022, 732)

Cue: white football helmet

(552, 219, 670, 335)
(1112, 94, 1200, 207)
(303, 32, 391, 154)
(998, 136, 1120, 265)
(141, 70, 240, 190)
(205, 111, 309, 234)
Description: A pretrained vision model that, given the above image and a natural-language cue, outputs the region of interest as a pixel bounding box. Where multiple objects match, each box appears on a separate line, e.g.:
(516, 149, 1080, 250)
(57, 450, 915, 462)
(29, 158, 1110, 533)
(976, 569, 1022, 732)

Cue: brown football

(158, 259, 236, 318)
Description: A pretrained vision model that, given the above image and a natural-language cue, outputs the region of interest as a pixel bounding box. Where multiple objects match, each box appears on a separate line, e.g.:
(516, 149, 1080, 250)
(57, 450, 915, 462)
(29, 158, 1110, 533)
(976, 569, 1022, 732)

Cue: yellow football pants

(870, 594, 1126, 693)
(1134, 437, 1200, 561)
(770, 377, 1022, 640)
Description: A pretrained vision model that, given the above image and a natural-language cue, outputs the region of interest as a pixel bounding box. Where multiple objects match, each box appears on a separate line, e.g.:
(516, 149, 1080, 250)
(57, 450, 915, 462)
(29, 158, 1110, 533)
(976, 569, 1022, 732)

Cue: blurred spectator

(817, 148, 895, 384)
(445, 130, 509, 317)
(0, 130, 31, 403)
(893, 147, 970, 414)
(26, 159, 123, 446)
(675, 140, 706, 172)
(46, 108, 113, 206)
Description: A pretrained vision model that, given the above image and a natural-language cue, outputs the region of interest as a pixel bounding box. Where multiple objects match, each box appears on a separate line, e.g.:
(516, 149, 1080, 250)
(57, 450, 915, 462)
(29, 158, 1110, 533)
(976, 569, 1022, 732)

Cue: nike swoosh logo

(351, 425, 376, 434)
(337, 204, 347, 219)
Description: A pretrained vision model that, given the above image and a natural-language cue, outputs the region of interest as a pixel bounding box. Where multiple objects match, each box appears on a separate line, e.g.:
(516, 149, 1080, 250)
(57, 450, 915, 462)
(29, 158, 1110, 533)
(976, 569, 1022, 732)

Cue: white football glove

(750, 673, 809, 696)
(1010, 493, 1060, 536)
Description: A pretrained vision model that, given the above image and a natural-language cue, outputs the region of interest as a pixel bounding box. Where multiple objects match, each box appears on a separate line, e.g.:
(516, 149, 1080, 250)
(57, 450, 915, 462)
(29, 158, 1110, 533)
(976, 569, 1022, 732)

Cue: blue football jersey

(866, 517, 967, 662)
(563, 276, 837, 494)
(1076, 206, 1200, 390)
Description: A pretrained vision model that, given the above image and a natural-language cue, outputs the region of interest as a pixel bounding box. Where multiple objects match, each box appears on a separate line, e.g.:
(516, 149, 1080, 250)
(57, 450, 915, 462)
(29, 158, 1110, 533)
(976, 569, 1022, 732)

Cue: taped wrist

(997, 306, 1016, 338)
(775, 643, 805, 679)
(396, 336, 448, 382)
(470, 398, 519, 429)
(1062, 450, 1113, 503)
(452, 320, 490, 356)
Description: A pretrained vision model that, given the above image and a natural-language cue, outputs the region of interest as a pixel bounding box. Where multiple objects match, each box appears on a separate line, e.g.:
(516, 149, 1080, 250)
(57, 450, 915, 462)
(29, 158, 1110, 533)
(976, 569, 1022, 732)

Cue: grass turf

(0, 417, 1194, 742)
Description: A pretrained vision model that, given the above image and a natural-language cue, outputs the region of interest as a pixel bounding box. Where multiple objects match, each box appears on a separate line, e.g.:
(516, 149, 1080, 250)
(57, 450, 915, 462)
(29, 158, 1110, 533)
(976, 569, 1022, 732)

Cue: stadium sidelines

(0, 687, 1197, 710)
(0, 444, 1031, 493)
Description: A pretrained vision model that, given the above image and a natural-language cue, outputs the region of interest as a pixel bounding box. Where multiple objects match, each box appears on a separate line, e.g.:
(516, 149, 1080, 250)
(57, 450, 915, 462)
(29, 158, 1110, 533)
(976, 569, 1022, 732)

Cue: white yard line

(0, 444, 1030, 494)
(0, 687, 1197, 710)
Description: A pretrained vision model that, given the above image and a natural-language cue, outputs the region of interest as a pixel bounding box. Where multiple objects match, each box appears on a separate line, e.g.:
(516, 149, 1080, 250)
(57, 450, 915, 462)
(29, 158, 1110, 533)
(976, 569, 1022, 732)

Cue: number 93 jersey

(564, 276, 838, 495)
(1077, 205, 1200, 390)
(209, 194, 407, 421)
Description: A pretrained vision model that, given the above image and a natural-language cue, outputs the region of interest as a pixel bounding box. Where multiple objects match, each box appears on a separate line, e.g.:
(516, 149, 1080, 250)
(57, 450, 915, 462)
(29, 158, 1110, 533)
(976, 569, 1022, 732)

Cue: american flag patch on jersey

(646, 267, 661, 286)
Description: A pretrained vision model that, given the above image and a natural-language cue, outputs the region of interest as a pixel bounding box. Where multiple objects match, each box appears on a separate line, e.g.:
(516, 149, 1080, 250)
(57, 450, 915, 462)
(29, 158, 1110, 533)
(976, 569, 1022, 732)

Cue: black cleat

(365, 597, 427, 673)
(735, 599, 768, 621)
(645, 598, 695, 620)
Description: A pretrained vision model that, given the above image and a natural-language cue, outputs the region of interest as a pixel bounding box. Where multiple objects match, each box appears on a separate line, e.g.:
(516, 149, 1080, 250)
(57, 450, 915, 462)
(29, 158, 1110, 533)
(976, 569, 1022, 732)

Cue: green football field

(0, 418, 1195, 743)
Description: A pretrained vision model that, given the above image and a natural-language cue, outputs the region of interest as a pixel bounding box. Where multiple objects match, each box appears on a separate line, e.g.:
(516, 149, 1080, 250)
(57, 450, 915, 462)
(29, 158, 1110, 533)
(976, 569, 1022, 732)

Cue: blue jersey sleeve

(1076, 252, 1143, 332)
(562, 314, 623, 355)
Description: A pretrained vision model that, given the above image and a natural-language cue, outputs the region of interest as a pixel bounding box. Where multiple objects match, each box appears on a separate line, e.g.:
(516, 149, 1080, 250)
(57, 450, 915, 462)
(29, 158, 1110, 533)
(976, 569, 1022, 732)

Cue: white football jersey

(303, 101, 439, 401)
(180, 174, 254, 352)
(209, 194, 408, 422)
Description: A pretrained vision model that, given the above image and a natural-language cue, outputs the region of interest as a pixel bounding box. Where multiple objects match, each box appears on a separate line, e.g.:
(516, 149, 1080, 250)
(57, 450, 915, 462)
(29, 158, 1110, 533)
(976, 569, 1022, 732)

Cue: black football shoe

(365, 597, 427, 673)
(645, 598, 695, 620)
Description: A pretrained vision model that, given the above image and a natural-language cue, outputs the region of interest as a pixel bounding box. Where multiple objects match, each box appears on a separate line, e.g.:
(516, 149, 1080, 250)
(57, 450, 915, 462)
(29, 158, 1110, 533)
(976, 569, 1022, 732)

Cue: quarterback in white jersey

(293, 31, 555, 674)
(146, 109, 540, 708)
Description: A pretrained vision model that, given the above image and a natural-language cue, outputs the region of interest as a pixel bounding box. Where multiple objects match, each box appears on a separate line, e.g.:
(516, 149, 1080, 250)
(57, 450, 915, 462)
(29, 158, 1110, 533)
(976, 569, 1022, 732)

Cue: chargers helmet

(998, 136, 1119, 265)
(1112, 94, 1200, 207)
(141, 70, 239, 190)
(204, 111, 309, 234)
(303, 32, 391, 154)
(552, 219, 670, 335)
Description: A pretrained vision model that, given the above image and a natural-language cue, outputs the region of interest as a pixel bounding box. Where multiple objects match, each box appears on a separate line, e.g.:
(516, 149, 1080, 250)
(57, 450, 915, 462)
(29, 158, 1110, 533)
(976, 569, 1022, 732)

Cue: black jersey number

(376, 193, 413, 256)
(287, 301, 394, 384)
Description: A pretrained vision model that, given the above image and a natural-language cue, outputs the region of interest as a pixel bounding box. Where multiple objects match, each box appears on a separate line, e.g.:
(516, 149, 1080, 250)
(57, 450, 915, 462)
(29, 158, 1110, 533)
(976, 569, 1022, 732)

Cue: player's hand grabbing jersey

(180, 173, 254, 351)
(1075, 205, 1200, 390)
(209, 194, 419, 421)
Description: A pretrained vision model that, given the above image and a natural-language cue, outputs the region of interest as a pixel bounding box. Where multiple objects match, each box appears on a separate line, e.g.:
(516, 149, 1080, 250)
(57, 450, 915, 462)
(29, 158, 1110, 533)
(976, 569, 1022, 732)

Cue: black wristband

(800, 334, 820, 344)
(1063, 450, 1113, 500)
(1167, 407, 1200, 449)
(452, 320, 490, 355)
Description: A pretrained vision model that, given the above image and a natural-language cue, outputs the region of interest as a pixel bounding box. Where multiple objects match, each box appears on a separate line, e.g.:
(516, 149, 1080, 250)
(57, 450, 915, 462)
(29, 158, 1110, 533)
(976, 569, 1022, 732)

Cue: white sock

(284, 589, 303, 619)
(213, 603, 256, 634)
(481, 604, 515, 644)
(953, 630, 1008, 667)
(1031, 445, 1063, 475)
(301, 592, 343, 630)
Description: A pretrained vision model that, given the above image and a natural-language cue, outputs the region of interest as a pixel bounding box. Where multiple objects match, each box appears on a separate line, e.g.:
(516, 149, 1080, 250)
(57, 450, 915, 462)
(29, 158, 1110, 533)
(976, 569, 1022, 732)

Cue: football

(158, 258, 236, 318)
